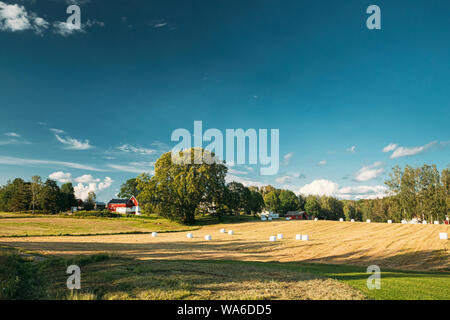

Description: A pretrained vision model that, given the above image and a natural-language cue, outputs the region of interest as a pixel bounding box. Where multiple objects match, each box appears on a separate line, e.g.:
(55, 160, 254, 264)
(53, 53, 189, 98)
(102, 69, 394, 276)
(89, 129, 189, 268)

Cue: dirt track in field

(2, 220, 449, 271)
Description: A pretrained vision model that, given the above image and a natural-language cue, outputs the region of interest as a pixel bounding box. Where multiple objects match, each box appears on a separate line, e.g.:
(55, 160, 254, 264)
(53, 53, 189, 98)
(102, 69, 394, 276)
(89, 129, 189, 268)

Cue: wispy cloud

(346, 146, 356, 153)
(55, 134, 93, 150)
(275, 172, 305, 184)
(389, 141, 449, 159)
(108, 162, 155, 174)
(116, 144, 156, 155)
(382, 143, 398, 153)
(317, 160, 327, 166)
(0, 155, 105, 171)
(282, 152, 293, 166)
(4, 132, 20, 138)
(0, 132, 29, 145)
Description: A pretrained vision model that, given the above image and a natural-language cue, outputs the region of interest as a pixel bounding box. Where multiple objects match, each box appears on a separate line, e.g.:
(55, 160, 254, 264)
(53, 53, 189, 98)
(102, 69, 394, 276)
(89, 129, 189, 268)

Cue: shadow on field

(3, 238, 448, 272)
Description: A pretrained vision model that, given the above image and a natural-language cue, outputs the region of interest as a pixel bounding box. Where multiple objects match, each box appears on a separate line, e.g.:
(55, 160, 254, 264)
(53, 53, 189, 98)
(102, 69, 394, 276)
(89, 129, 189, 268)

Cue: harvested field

(2, 220, 449, 271)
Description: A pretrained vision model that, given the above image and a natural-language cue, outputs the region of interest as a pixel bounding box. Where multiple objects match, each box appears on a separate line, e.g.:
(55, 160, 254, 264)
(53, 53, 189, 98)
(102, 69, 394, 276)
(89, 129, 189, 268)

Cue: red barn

(285, 211, 308, 220)
(107, 196, 140, 214)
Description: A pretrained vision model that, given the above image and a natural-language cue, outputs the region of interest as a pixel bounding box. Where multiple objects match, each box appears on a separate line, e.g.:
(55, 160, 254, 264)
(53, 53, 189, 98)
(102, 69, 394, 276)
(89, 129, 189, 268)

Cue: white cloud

(53, 18, 104, 36)
(75, 174, 99, 184)
(74, 182, 97, 201)
(48, 171, 72, 183)
(297, 179, 387, 200)
(346, 146, 356, 153)
(117, 144, 156, 155)
(98, 177, 113, 190)
(0, 155, 104, 171)
(382, 143, 398, 153)
(317, 160, 327, 166)
(298, 179, 339, 196)
(354, 162, 383, 182)
(53, 21, 83, 36)
(74, 176, 114, 200)
(0, 1, 48, 33)
(55, 134, 93, 150)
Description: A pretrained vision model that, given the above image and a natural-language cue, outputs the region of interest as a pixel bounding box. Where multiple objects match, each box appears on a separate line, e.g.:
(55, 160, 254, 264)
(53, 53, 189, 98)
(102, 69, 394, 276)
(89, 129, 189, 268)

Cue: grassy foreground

(1, 245, 449, 300)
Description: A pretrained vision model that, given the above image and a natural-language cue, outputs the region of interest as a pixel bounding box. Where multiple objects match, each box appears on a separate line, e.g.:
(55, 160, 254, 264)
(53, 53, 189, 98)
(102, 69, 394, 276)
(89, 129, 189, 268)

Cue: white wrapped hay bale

(295, 234, 302, 240)
(268, 217, 273, 221)
(261, 216, 267, 221)
(301, 235, 309, 241)
(228, 230, 234, 235)
(350, 219, 355, 222)
(314, 218, 318, 221)
(269, 236, 277, 242)
(434, 221, 439, 225)
(339, 218, 344, 222)
(277, 233, 283, 239)
(186, 233, 193, 239)
(401, 219, 407, 224)
(151, 232, 158, 237)
(366, 219, 371, 223)
(387, 220, 392, 224)
(204, 234, 212, 240)
(422, 221, 427, 225)
(220, 228, 226, 233)
(439, 233, 448, 240)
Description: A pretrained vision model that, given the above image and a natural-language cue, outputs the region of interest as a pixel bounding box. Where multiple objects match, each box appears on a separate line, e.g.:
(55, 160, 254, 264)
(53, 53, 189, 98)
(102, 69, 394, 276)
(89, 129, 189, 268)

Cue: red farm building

(285, 211, 308, 220)
(107, 196, 140, 215)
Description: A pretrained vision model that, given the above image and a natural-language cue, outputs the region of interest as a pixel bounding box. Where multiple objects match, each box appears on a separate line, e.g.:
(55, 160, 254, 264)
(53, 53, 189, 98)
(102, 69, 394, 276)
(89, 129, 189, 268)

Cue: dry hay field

(2, 220, 449, 272)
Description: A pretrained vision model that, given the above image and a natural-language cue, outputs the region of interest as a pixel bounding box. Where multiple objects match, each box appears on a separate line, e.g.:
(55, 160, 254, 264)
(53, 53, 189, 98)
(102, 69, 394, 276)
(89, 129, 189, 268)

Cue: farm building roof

(107, 199, 130, 204)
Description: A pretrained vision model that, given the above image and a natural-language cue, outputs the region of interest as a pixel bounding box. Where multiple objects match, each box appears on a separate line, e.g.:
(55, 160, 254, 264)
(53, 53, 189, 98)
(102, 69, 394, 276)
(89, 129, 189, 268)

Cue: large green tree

(118, 178, 140, 199)
(137, 148, 227, 224)
(39, 179, 61, 214)
(61, 182, 77, 211)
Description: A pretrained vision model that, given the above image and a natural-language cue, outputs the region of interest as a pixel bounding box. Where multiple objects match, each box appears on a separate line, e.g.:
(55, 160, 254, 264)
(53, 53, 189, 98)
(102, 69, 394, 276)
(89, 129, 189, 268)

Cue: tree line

(0, 176, 97, 213)
(134, 149, 449, 224)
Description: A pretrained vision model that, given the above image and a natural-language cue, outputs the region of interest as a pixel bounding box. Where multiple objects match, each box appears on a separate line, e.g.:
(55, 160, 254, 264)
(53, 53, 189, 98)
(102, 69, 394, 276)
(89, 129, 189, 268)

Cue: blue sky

(0, 0, 449, 201)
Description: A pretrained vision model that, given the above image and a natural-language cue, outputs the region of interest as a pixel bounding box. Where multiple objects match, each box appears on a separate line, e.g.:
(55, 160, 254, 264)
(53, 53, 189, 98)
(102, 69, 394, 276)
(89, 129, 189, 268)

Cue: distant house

(94, 202, 106, 210)
(285, 211, 308, 220)
(107, 196, 140, 215)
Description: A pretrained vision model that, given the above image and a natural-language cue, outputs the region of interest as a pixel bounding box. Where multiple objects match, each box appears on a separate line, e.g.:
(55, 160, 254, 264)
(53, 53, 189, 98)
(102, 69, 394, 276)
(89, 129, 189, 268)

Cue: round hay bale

(350, 219, 355, 222)
(434, 221, 439, 225)
(220, 228, 226, 233)
(295, 234, 302, 240)
(387, 220, 392, 224)
(314, 218, 318, 221)
(366, 219, 371, 223)
(301, 235, 309, 241)
(277, 233, 283, 239)
(228, 230, 234, 235)
(151, 232, 158, 237)
(204, 235, 212, 241)
(269, 236, 277, 242)
(186, 233, 193, 239)
(439, 233, 448, 240)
